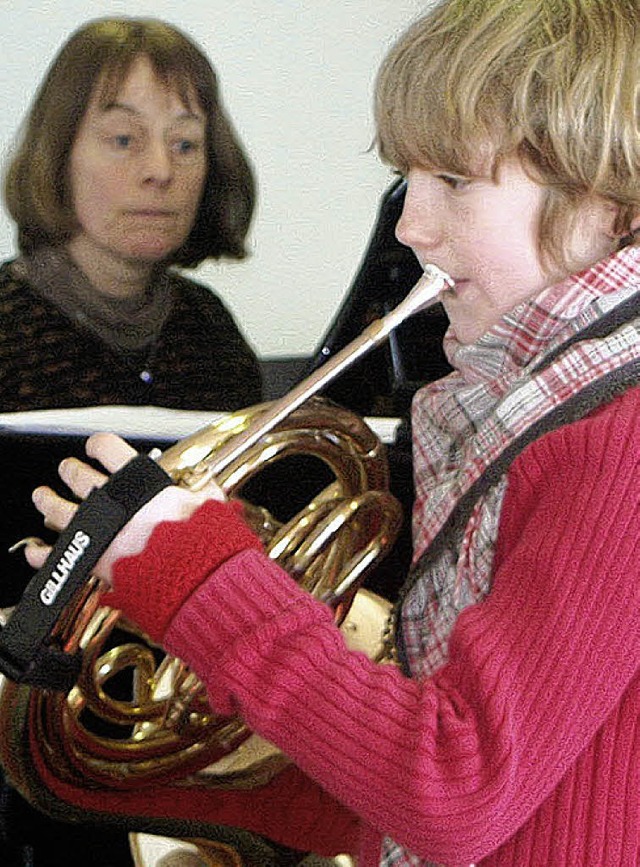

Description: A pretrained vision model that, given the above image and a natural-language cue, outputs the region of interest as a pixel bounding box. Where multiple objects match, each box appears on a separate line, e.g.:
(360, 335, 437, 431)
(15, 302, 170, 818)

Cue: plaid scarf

(380, 246, 640, 867)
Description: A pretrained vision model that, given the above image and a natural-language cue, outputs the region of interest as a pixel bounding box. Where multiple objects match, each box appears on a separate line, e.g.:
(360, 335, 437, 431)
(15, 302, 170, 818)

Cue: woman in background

(0, 17, 261, 413)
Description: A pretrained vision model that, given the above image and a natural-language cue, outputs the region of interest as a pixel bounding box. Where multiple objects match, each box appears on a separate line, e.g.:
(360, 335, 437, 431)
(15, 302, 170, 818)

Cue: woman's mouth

(128, 209, 175, 219)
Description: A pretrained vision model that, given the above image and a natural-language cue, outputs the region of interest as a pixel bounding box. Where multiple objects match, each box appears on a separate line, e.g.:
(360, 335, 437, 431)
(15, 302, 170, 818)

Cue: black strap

(0, 454, 173, 691)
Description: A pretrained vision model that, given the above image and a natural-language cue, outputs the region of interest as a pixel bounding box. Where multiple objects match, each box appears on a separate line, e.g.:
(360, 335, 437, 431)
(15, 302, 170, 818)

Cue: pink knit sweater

(87, 386, 640, 865)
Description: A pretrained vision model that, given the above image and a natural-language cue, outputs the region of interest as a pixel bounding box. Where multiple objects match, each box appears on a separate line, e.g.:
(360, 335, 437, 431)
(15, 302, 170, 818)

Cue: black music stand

(308, 177, 452, 418)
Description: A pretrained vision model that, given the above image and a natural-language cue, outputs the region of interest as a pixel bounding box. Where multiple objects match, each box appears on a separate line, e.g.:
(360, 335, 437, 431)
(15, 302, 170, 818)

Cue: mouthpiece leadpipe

(178, 264, 453, 489)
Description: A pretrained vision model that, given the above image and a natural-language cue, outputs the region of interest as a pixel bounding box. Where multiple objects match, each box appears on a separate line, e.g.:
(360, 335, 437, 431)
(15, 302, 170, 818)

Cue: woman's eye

(113, 134, 133, 149)
(172, 138, 204, 158)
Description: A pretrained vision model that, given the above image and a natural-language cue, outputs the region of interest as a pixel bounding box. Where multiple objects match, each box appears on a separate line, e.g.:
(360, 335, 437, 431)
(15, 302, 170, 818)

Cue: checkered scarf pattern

(379, 246, 640, 867)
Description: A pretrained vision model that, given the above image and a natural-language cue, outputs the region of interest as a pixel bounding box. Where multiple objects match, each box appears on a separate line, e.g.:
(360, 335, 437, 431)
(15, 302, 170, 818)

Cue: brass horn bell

(0, 397, 402, 795)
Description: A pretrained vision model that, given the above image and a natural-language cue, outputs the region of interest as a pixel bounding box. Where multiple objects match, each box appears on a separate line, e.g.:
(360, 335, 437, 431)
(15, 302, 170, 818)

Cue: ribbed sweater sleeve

(109, 388, 640, 865)
(105, 500, 263, 643)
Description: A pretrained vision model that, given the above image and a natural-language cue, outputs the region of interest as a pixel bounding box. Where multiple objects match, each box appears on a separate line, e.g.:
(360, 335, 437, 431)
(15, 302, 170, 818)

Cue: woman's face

(396, 157, 620, 344)
(68, 55, 207, 269)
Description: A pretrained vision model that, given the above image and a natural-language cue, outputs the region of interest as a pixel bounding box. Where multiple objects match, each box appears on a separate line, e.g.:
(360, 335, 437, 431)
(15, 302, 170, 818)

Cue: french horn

(0, 266, 451, 831)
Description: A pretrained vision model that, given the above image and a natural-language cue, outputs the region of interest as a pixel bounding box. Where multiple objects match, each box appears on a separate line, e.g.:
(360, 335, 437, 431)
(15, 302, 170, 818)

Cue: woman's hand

(24, 432, 225, 585)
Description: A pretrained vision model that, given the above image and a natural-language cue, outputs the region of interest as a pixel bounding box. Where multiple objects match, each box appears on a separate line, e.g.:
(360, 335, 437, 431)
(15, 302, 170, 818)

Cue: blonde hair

(375, 0, 640, 270)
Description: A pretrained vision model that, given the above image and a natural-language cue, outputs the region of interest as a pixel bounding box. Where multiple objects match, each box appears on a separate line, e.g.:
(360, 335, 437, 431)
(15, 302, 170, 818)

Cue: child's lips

(443, 277, 467, 296)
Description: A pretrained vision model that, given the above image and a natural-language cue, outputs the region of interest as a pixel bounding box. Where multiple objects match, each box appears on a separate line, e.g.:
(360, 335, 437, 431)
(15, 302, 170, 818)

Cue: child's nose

(395, 174, 444, 251)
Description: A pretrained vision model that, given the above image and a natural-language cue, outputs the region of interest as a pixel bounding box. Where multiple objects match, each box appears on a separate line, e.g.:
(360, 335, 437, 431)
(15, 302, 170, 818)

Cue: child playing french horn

(24, 0, 640, 864)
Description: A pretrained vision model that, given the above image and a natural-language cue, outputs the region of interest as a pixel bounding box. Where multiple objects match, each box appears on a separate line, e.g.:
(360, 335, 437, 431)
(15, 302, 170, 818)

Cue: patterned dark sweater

(0, 260, 262, 413)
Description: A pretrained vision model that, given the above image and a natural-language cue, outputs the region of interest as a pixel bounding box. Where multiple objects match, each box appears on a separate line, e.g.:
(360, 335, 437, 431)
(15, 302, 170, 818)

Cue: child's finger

(31, 486, 78, 532)
(23, 539, 52, 570)
(58, 457, 107, 500)
(85, 432, 139, 473)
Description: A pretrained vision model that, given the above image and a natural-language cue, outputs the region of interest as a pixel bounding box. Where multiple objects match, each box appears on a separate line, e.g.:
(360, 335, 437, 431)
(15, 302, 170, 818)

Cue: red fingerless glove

(102, 499, 263, 643)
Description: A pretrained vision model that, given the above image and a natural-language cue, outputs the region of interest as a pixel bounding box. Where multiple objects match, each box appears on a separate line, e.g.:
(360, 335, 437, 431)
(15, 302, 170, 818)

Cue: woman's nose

(141, 140, 172, 186)
(395, 175, 443, 251)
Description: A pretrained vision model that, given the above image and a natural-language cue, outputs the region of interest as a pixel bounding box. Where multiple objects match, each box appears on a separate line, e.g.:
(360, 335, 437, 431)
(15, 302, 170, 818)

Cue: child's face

(395, 157, 618, 344)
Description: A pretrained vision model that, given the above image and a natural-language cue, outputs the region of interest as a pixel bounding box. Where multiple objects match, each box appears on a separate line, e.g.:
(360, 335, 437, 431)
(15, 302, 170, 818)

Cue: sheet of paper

(0, 405, 401, 444)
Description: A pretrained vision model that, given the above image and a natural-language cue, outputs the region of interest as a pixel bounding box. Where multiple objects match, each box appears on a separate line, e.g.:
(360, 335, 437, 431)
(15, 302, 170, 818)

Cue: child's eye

(437, 173, 470, 191)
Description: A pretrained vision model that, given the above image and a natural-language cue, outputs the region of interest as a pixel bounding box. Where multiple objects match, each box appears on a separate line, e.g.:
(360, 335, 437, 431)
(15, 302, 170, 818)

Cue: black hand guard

(0, 455, 173, 691)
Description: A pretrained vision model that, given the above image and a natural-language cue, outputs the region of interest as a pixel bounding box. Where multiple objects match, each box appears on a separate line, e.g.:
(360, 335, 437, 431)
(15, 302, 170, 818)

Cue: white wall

(0, 1, 430, 357)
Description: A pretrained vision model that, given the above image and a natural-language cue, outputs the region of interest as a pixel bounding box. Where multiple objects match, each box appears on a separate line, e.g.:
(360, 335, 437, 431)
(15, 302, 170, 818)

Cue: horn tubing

(175, 264, 452, 489)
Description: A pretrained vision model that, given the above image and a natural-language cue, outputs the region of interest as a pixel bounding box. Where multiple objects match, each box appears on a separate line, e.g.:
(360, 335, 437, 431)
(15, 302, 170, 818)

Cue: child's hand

(24, 432, 225, 586)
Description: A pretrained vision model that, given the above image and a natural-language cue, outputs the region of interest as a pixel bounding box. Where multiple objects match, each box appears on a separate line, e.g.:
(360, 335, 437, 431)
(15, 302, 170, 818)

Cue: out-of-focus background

(0, 0, 429, 359)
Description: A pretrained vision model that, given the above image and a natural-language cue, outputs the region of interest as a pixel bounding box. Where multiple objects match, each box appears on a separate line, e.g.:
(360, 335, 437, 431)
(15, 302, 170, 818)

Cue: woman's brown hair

(375, 0, 640, 271)
(4, 17, 255, 266)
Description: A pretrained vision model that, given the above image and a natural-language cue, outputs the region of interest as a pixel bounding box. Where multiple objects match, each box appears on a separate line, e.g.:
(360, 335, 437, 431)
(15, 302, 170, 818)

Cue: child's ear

(609, 208, 640, 247)
(618, 213, 640, 248)
(629, 214, 640, 235)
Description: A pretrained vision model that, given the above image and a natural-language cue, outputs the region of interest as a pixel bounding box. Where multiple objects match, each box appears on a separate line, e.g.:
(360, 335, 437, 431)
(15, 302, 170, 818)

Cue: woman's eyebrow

(98, 101, 204, 123)
(97, 101, 138, 116)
